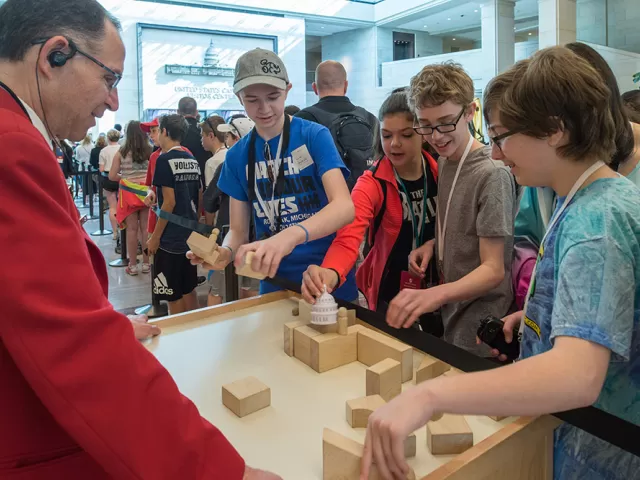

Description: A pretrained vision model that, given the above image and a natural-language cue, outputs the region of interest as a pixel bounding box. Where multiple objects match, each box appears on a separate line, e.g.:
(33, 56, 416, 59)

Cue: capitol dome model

(311, 286, 338, 325)
(204, 39, 219, 67)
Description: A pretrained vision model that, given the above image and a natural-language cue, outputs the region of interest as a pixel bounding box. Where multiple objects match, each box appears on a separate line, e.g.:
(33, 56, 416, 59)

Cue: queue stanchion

(109, 226, 129, 267)
(222, 225, 239, 302)
(91, 171, 112, 235)
(74, 161, 81, 200)
(135, 253, 168, 318)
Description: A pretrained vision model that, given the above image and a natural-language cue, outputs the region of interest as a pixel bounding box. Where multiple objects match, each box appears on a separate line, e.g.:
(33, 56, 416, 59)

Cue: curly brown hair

(407, 61, 474, 111)
(120, 121, 152, 165)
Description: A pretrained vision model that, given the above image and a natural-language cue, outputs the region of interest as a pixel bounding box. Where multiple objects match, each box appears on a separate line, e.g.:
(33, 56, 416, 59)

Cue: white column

(481, 0, 516, 77)
(538, 0, 577, 49)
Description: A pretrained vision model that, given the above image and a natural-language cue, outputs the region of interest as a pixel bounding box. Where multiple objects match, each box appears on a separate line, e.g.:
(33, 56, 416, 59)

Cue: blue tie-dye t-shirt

(521, 177, 640, 480)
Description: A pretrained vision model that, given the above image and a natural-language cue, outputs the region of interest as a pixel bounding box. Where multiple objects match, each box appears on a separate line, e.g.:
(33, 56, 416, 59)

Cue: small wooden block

(310, 322, 339, 334)
(310, 325, 359, 373)
(338, 307, 348, 335)
(284, 320, 307, 357)
(293, 325, 324, 367)
(322, 428, 416, 480)
(347, 309, 356, 326)
(366, 358, 401, 401)
(299, 299, 313, 323)
(426, 414, 474, 455)
(186, 229, 220, 265)
(404, 433, 417, 458)
(346, 394, 386, 428)
(221, 376, 270, 418)
(235, 251, 266, 280)
(415, 355, 451, 384)
(489, 415, 508, 421)
(357, 328, 413, 382)
(292, 306, 300, 316)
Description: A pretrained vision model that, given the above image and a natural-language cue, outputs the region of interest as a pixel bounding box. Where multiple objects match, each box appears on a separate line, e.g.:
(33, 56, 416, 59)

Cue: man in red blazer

(0, 1, 279, 478)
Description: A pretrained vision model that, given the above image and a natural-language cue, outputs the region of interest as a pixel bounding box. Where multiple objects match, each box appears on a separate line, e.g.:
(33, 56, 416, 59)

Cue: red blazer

(322, 152, 438, 310)
(0, 89, 244, 478)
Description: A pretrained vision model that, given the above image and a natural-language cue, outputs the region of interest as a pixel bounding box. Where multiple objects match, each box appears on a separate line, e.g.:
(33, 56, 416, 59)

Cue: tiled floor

(77, 193, 209, 317)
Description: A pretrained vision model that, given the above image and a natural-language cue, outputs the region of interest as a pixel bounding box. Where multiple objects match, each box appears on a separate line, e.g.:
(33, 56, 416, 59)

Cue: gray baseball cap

(233, 48, 289, 94)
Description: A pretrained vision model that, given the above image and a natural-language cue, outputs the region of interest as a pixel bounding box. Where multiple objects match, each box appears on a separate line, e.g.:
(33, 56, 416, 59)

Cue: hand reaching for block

(186, 229, 222, 268)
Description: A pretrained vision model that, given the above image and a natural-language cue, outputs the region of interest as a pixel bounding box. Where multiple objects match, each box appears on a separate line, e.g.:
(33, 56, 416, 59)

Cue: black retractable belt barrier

(135, 254, 168, 318)
(266, 275, 640, 458)
(91, 171, 112, 236)
(109, 227, 129, 268)
(221, 225, 239, 302)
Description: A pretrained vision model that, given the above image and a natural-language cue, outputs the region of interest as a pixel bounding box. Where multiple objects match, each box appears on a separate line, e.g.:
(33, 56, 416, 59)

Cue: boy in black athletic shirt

(147, 115, 202, 314)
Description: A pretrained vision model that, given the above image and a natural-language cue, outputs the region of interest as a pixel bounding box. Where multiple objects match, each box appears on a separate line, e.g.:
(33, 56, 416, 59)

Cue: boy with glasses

(386, 62, 516, 357)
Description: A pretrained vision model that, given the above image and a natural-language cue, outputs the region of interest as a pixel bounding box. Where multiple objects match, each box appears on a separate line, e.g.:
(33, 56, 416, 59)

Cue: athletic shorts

(153, 248, 197, 302)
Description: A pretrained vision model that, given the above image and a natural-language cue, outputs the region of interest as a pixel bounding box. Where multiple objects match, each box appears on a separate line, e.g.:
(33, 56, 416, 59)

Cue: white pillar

(482, 0, 516, 78)
(538, 0, 577, 49)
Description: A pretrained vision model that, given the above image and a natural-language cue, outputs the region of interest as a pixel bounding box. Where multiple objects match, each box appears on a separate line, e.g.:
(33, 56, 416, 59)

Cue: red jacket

(322, 152, 438, 310)
(0, 89, 244, 478)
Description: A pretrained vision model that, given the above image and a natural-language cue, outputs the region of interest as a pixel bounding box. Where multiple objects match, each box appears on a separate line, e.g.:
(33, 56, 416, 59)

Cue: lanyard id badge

(247, 115, 291, 236)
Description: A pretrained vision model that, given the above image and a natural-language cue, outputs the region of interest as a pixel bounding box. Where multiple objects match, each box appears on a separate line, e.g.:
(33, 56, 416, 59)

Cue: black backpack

(303, 106, 375, 190)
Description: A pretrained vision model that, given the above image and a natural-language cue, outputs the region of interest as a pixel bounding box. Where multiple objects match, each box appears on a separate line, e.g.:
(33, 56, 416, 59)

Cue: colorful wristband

(294, 224, 309, 244)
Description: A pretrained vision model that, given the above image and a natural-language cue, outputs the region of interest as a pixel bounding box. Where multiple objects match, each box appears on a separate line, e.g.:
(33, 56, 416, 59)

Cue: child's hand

(147, 235, 160, 255)
(236, 228, 301, 279)
(408, 239, 435, 278)
(187, 246, 232, 271)
(386, 286, 445, 328)
(144, 190, 156, 207)
(301, 266, 339, 304)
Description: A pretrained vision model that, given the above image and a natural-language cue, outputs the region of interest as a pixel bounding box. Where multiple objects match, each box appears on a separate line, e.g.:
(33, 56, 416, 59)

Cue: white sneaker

(126, 264, 139, 276)
(141, 263, 151, 274)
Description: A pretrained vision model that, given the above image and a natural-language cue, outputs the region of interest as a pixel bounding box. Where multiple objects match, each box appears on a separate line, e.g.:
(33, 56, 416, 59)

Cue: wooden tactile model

(415, 355, 451, 384)
(366, 358, 401, 402)
(426, 414, 474, 455)
(186, 228, 220, 265)
(235, 251, 266, 280)
(346, 394, 386, 428)
(357, 328, 413, 382)
(221, 376, 271, 418)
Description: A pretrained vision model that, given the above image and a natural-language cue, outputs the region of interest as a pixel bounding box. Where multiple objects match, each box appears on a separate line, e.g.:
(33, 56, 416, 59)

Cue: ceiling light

(474, 9, 478, 12)
(321, 26, 325, 29)
(424, 25, 428, 28)
(528, 32, 532, 35)
(448, 17, 451, 20)
(452, 37, 456, 40)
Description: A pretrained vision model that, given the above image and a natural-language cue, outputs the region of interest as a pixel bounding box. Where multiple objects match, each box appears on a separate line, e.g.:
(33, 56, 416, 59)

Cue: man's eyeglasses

(32, 37, 122, 90)
(413, 107, 466, 135)
(489, 128, 522, 151)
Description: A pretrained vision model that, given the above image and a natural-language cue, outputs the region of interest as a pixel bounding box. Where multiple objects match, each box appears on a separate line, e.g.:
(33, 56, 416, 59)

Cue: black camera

(477, 316, 519, 361)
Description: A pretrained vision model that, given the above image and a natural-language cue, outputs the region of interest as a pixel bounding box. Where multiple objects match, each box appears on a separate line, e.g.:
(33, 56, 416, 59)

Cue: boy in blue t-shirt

(359, 48, 640, 480)
(192, 48, 356, 300)
(147, 114, 202, 315)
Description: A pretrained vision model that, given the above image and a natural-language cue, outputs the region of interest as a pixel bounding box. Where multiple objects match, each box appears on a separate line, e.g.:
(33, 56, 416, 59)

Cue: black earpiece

(47, 43, 77, 68)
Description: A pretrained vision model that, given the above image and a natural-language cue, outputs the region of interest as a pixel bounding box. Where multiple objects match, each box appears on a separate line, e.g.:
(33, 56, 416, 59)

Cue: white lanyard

(520, 160, 606, 336)
(254, 133, 285, 232)
(437, 135, 475, 264)
(394, 156, 428, 250)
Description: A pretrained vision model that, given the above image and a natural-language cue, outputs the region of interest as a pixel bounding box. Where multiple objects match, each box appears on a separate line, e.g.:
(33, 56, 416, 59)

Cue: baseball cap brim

(140, 118, 159, 133)
(217, 124, 238, 135)
(234, 75, 288, 94)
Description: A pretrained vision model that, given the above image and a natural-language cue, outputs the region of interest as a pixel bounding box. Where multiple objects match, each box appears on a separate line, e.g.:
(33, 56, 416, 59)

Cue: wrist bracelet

(294, 224, 309, 244)
(222, 245, 234, 257)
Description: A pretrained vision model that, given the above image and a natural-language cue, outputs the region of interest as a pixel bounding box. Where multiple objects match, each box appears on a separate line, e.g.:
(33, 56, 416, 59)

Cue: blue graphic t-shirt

(218, 116, 357, 301)
(521, 177, 640, 480)
(153, 149, 201, 254)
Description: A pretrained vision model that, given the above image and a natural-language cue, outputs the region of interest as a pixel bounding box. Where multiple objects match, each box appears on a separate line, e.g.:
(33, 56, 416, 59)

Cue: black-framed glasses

(489, 128, 522, 150)
(32, 37, 122, 90)
(413, 107, 466, 135)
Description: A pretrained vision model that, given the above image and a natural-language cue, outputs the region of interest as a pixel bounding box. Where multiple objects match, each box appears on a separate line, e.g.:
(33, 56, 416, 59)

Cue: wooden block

(338, 307, 348, 335)
(284, 320, 307, 357)
(221, 376, 270, 418)
(346, 394, 386, 428)
(404, 433, 417, 458)
(293, 325, 323, 367)
(489, 415, 508, 421)
(299, 298, 313, 323)
(366, 358, 401, 401)
(426, 414, 474, 455)
(310, 325, 359, 373)
(357, 328, 413, 382)
(186, 228, 219, 265)
(347, 309, 356, 326)
(322, 428, 416, 480)
(292, 306, 299, 316)
(235, 251, 266, 280)
(415, 355, 450, 384)
(310, 322, 339, 334)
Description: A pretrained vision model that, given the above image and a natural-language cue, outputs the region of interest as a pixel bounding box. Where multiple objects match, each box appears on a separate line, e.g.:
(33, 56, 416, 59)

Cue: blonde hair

(81, 134, 92, 146)
(106, 129, 120, 143)
(407, 61, 474, 111)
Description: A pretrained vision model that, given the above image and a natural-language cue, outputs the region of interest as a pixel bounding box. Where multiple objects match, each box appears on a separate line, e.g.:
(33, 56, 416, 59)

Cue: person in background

(0, 0, 276, 477)
(110, 120, 152, 276)
(386, 62, 516, 357)
(513, 43, 639, 310)
(99, 128, 122, 245)
(147, 115, 203, 315)
(201, 114, 227, 187)
(114, 122, 125, 145)
(218, 114, 255, 149)
(178, 96, 209, 188)
(75, 134, 92, 167)
(295, 60, 378, 190)
(301, 88, 442, 336)
(89, 134, 106, 197)
(190, 48, 356, 302)
(284, 105, 300, 116)
(361, 46, 640, 480)
(622, 89, 640, 123)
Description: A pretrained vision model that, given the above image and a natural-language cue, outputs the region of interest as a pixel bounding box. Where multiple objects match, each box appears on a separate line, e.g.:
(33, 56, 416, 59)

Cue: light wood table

(147, 292, 560, 480)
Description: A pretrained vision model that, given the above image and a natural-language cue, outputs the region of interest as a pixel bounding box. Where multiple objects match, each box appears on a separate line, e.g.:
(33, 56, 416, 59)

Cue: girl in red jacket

(302, 88, 442, 335)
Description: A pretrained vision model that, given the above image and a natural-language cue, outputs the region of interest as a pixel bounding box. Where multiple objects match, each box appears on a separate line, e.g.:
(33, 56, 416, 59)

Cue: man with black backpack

(295, 60, 378, 190)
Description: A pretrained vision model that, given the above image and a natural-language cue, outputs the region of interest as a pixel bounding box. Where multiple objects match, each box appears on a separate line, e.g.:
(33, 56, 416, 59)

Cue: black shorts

(153, 248, 198, 302)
